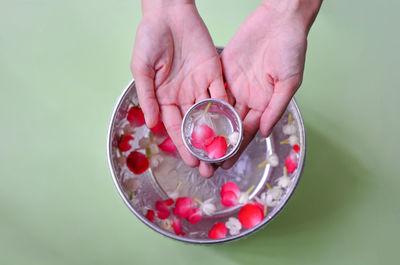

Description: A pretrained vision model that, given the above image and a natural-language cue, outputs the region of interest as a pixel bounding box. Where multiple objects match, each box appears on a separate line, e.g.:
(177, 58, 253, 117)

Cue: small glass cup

(181, 99, 243, 163)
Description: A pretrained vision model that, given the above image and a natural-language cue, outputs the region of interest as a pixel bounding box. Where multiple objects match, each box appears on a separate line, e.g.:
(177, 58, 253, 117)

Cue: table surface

(1, 0, 399, 264)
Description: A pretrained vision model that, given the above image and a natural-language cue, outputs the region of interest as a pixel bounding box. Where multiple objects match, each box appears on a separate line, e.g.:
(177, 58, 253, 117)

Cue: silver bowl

(107, 50, 306, 244)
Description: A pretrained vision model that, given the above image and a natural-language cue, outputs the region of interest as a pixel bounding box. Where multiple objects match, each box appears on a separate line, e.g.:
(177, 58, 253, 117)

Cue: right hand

(131, 1, 227, 178)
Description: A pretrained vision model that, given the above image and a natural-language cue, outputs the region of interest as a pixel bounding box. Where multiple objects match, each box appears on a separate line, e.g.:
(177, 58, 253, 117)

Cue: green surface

(1, 0, 399, 264)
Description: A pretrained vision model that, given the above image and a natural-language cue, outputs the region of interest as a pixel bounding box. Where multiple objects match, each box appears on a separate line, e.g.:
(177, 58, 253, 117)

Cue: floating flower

(220, 182, 240, 207)
(127, 106, 145, 127)
(225, 217, 242, 236)
(192, 102, 218, 129)
(172, 217, 185, 236)
(173, 197, 198, 219)
(228, 131, 240, 146)
(187, 207, 202, 224)
(285, 150, 298, 174)
(191, 125, 215, 150)
(158, 136, 177, 154)
(258, 153, 279, 168)
(118, 135, 134, 152)
(145, 209, 155, 222)
(280, 135, 299, 146)
(155, 198, 174, 219)
(293, 144, 300, 153)
(237, 185, 256, 205)
(282, 113, 296, 135)
(123, 178, 140, 200)
(238, 203, 264, 229)
(160, 219, 173, 232)
(277, 167, 291, 189)
(208, 222, 228, 239)
(195, 198, 216, 216)
(266, 186, 284, 207)
(150, 119, 167, 136)
(126, 151, 149, 174)
(206, 136, 227, 159)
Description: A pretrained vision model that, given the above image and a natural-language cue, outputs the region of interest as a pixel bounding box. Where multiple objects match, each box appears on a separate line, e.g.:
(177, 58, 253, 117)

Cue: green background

(1, 0, 399, 264)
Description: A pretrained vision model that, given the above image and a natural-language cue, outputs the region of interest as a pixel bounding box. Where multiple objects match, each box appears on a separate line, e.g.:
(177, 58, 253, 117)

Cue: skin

(131, 0, 227, 177)
(132, 0, 322, 176)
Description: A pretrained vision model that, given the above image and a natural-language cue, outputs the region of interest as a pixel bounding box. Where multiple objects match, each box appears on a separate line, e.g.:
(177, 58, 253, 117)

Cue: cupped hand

(131, 2, 227, 177)
(220, 3, 309, 169)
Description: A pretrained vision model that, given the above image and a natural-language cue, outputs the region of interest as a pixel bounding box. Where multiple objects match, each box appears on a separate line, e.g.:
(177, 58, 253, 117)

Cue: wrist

(262, 0, 322, 34)
(142, 0, 195, 14)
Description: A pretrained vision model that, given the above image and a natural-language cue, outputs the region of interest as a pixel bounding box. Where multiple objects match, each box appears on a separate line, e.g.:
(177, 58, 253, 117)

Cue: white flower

(277, 175, 291, 189)
(228, 132, 240, 146)
(225, 217, 242, 236)
(199, 198, 216, 216)
(238, 192, 250, 204)
(266, 187, 284, 207)
(168, 191, 179, 200)
(267, 153, 279, 167)
(150, 153, 163, 168)
(283, 124, 296, 135)
(288, 135, 299, 146)
(160, 219, 173, 232)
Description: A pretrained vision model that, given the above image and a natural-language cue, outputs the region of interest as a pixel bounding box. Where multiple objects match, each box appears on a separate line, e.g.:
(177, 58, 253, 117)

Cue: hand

(220, 0, 321, 169)
(131, 0, 227, 177)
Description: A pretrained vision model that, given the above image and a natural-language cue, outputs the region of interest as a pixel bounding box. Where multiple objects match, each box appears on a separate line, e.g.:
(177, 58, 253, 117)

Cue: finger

(208, 78, 228, 102)
(234, 102, 249, 120)
(198, 161, 215, 178)
(179, 101, 194, 118)
(260, 80, 299, 137)
(161, 104, 199, 168)
(222, 109, 261, 169)
(131, 64, 160, 129)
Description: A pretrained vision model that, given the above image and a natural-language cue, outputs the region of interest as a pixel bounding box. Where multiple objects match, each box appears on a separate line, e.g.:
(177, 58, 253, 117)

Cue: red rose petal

(155, 198, 174, 212)
(285, 156, 298, 174)
(238, 203, 264, 229)
(293, 144, 300, 153)
(150, 119, 167, 136)
(206, 136, 227, 159)
(127, 106, 145, 127)
(156, 210, 170, 220)
(158, 136, 176, 154)
(118, 135, 134, 152)
(126, 151, 149, 174)
(145, 209, 155, 222)
(221, 191, 239, 207)
(191, 125, 215, 150)
(220, 182, 240, 197)
(251, 201, 265, 214)
(208, 222, 228, 239)
(172, 218, 185, 236)
(173, 197, 197, 219)
(187, 208, 202, 224)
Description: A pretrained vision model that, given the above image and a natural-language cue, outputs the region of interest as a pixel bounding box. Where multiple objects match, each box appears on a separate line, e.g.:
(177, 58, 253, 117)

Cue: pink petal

(221, 191, 239, 207)
(285, 156, 298, 174)
(118, 135, 134, 152)
(187, 208, 202, 224)
(251, 201, 265, 215)
(191, 125, 215, 150)
(126, 151, 149, 174)
(293, 144, 300, 153)
(238, 203, 264, 229)
(173, 197, 197, 219)
(172, 218, 185, 236)
(145, 209, 155, 222)
(158, 136, 176, 154)
(150, 119, 167, 136)
(206, 136, 227, 159)
(127, 106, 145, 127)
(220, 182, 240, 197)
(208, 222, 227, 239)
(155, 198, 174, 212)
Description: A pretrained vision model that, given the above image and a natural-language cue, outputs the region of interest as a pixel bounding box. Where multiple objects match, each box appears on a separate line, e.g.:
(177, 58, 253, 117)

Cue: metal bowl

(181, 98, 243, 163)
(107, 50, 306, 244)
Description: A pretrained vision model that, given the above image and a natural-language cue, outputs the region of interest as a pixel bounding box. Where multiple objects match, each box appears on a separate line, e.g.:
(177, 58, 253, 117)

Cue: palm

(221, 5, 307, 168)
(132, 4, 226, 177)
